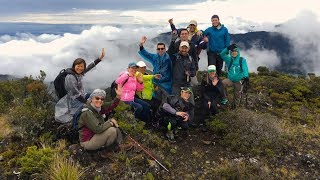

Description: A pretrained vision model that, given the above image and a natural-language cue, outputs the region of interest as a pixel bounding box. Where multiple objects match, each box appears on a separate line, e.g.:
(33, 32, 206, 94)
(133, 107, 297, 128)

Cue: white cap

(179, 41, 189, 48)
(136, 61, 147, 67)
(208, 65, 216, 72)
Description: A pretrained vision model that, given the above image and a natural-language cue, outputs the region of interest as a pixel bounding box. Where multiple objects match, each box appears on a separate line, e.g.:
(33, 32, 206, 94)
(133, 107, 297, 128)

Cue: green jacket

(220, 47, 249, 82)
(136, 72, 154, 100)
(78, 98, 119, 142)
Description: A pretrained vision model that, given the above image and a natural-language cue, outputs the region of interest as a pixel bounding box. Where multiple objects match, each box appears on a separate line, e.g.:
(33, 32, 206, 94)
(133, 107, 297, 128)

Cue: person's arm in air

(84, 48, 105, 73)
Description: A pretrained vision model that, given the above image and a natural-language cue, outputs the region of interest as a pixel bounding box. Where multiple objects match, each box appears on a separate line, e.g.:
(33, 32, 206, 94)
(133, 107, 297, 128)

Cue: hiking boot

(99, 150, 115, 159)
(117, 142, 134, 151)
(221, 99, 228, 105)
(166, 130, 174, 141)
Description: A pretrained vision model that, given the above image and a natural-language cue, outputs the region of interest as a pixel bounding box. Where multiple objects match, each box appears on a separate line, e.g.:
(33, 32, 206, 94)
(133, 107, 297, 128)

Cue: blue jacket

(220, 47, 249, 82)
(138, 47, 173, 94)
(204, 25, 230, 53)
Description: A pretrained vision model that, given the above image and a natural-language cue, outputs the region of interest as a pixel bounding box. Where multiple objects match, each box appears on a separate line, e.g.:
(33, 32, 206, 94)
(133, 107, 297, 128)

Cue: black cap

(211, 15, 219, 20)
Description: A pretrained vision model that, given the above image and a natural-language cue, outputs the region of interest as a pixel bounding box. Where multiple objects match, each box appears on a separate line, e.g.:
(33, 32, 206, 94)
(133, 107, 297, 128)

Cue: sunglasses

(157, 48, 165, 50)
(94, 97, 105, 101)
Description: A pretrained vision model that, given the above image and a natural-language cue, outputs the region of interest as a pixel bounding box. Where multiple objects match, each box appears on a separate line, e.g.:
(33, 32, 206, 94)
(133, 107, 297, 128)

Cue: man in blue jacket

(220, 44, 249, 108)
(138, 36, 173, 98)
(203, 15, 230, 76)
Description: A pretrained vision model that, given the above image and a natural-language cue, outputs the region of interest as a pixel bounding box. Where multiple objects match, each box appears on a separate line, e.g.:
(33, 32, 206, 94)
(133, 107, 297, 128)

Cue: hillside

(0, 68, 319, 179)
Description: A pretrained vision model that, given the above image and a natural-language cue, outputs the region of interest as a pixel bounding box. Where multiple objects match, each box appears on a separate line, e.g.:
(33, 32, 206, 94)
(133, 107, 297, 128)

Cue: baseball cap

(128, 62, 138, 68)
(189, 20, 197, 26)
(208, 65, 216, 72)
(181, 87, 192, 94)
(136, 61, 147, 67)
(179, 41, 189, 48)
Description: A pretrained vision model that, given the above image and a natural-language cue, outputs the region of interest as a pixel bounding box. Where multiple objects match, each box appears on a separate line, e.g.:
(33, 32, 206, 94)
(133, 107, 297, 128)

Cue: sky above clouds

(0, 0, 319, 88)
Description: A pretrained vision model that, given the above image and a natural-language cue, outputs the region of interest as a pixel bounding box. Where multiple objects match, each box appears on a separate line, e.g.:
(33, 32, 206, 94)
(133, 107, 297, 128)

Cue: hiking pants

(207, 51, 223, 77)
(164, 115, 189, 130)
(124, 98, 151, 123)
(80, 127, 122, 151)
(222, 78, 242, 107)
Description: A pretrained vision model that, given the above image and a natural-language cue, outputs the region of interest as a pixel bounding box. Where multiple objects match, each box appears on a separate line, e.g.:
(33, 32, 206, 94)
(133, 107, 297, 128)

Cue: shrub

(207, 119, 228, 136)
(213, 109, 286, 156)
(210, 159, 272, 179)
(18, 146, 55, 174)
(46, 155, 84, 180)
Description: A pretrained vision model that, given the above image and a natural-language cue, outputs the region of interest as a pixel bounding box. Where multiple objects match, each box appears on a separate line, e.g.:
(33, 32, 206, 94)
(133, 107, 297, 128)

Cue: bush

(18, 146, 55, 174)
(207, 119, 228, 136)
(213, 109, 286, 156)
(210, 159, 272, 179)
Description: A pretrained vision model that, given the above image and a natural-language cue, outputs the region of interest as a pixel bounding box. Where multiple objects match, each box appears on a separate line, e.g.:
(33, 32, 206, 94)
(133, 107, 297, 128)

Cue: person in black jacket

(167, 41, 197, 127)
(200, 65, 227, 132)
(159, 87, 194, 141)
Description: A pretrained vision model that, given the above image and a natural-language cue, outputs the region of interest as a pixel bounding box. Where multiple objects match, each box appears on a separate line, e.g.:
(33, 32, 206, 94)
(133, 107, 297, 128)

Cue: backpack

(228, 57, 243, 72)
(54, 68, 78, 99)
(110, 76, 129, 99)
(71, 107, 85, 130)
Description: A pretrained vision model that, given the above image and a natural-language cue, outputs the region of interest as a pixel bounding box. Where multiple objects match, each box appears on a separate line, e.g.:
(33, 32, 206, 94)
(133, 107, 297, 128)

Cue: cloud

(275, 11, 320, 75)
(0, 25, 166, 89)
(241, 48, 281, 72)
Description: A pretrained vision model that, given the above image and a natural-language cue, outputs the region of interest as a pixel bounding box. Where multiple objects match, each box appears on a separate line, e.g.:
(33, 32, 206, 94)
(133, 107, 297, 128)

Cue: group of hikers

(54, 15, 249, 158)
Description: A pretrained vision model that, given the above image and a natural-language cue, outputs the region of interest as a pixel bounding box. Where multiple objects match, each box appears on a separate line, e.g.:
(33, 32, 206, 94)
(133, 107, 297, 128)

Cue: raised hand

(99, 48, 105, 60)
(140, 36, 147, 46)
(168, 18, 173, 25)
(115, 84, 122, 97)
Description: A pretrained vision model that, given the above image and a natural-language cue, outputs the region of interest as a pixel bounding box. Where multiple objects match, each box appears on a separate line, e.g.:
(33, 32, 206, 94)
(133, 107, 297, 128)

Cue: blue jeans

(124, 98, 151, 123)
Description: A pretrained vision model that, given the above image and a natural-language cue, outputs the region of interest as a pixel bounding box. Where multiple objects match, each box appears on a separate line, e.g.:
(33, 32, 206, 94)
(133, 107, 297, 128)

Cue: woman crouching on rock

(77, 88, 131, 158)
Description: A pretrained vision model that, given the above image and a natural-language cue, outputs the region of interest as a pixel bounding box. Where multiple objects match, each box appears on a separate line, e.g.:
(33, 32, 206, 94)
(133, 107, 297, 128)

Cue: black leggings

(207, 51, 223, 77)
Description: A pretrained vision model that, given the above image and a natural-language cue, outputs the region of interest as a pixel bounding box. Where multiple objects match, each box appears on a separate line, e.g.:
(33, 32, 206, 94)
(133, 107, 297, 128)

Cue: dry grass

(46, 154, 85, 180)
(0, 116, 12, 140)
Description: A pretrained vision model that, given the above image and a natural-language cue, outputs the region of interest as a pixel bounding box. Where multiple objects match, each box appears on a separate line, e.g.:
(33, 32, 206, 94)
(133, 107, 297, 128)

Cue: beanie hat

(211, 14, 219, 20)
(89, 89, 106, 100)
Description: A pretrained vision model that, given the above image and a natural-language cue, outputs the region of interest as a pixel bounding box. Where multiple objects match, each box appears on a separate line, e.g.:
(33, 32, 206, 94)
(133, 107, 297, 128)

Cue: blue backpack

(71, 106, 89, 130)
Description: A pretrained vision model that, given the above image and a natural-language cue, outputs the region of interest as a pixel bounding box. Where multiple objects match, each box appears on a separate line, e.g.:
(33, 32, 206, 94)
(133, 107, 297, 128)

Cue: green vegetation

(0, 68, 319, 179)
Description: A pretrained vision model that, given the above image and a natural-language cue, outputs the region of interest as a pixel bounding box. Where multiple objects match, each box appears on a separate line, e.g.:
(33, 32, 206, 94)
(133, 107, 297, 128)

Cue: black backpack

(110, 78, 129, 99)
(54, 68, 78, 99)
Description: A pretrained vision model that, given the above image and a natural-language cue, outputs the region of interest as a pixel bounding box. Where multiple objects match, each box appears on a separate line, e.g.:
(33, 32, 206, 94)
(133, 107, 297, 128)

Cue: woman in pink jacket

(115, 62, 151, 124)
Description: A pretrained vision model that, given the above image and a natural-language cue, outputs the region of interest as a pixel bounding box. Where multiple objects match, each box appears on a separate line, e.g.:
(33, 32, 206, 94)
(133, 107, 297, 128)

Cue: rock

(205, 161, 210, 164)
(202, 140, 212, 145)
(249, 157, 259, 164)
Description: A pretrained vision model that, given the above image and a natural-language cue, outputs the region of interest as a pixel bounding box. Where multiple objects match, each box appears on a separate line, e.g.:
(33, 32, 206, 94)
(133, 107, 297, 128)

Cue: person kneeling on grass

(78, 89, 132, 158)
(158, 87, 194, 141)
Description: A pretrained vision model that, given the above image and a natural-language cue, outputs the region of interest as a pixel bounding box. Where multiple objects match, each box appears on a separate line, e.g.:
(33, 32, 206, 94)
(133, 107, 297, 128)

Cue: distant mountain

(0, 74, 18, 81)
(154, 31, 305, 74)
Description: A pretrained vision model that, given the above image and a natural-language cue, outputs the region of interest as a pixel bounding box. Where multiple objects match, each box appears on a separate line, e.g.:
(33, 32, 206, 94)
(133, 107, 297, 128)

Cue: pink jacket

(115, 71, 144, 101)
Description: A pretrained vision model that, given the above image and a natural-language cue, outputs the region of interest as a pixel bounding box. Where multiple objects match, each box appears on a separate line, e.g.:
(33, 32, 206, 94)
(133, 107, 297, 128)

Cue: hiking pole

(121, 130, 170, 172)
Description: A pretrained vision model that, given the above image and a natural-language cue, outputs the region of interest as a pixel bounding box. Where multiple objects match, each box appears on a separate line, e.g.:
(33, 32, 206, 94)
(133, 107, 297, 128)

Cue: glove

(227, 43, 237, 51)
